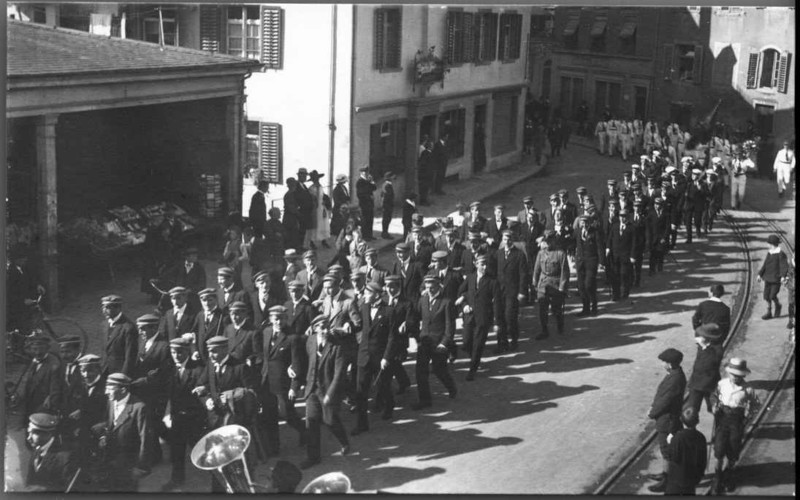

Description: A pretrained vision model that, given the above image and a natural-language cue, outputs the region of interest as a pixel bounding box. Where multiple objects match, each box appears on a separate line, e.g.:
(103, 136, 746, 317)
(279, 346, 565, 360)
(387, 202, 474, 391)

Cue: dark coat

(386, 295, 414, 352)
(295, 183, 315, 227)
(253, 291, 284, 329)
(356, 177, 376, 208)
(248, 190, 267, 233)
(426, 268, 462, 303)
(758, 250, 789, 283)
(60, 362, 84, 415)
(357, 302, 396, 367)
(665, 428, 708, 495)
(391, 259, 425, 303)
(560, 201, 578, 228)
(26, 442, 76, 491)
(485, 217, 508, 248)
(575, 228, 605, 267)
(683, 181, 707, 211)
(606, 221, 635, 261)
(196, 356, 257, 428)
(224, 322, 262, 364)
(219, 285, 252, 319)
(192, 308, 227, 363)
(630, 215, 647, 256)
(284, 297, 317, 338)
(691, 299, 732, 341)
(104, 314, 139, 377)
(130, 338, 173, 411)
(168, 262, 207, 310)
(80, 376, 108, 429)
(648, 367, 687, 432)
(359, 264, 389, 286)
(687, 344, 723, 393)
(495, 246, 528, 296)
(645, 208, 671, 250)
(24, 353, 63, 419)
(410, 240, 433, 270)
(457, 273, 502, 328)
(432, 140, 449, 170)
(167, 359, 205, 420)
(105, 395, 157, 472)
(303, 334, 347, 402)
(157, 305, 197, 341)
(259, 327, 305, 394)
(296, 267, 326, 302)
(416, 294, 455, 347)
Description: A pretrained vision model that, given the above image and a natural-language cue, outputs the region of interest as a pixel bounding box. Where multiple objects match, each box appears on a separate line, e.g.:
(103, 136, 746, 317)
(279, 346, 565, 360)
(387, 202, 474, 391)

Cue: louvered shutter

(692, 44, 703, 84)
(462, 12, 475, 63)
(488, 13, 498, 61)
(511, 14, 522, 59)
(446, 11, 459, 64)
(777, 52, 791, 93)
(386, 8, 401, 68)
(745, 52, 759, 89)
(200, 5, 220, 53)
(374, 9, 385, 69)
(259, 123, 282, 184)
(662, 44, 674, 79)
(260, 7, 283, 69)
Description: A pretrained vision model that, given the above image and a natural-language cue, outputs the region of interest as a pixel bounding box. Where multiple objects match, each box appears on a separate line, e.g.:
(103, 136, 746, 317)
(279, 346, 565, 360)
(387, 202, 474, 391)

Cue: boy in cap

(158, 286, 196, 341)
(558, 189, 578, 228)
(464, 201, 488, 236)
(391, 242, 425, 303)
(74, 355, 107, 467)
(692, 284, 731, 342)
(532, 230, 570, 339)
(359, 247, 388, 287)
(284, 280, 315, 338)
(709, 358, 761, 493)
(456, 254, 502, 380)
(253, 270, 284, 327)
(17, 332, 62, 421)
(757, 234, 789, 320)
(495, 230, 528, 352)
(25, 413, 76, 491)
(686, 324, 724, 418)
(663, 407, 707, 495)
(131, 314, 173, 447)
(380, 171, 395, 239)
(192, 287, 226, 362)
(101, 295, 138, 377)
(646, 348, 687, 492)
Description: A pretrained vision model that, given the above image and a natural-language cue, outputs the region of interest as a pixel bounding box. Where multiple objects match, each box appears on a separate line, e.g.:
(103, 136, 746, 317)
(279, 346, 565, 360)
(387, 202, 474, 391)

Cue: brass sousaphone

(190, 424, 263, 493)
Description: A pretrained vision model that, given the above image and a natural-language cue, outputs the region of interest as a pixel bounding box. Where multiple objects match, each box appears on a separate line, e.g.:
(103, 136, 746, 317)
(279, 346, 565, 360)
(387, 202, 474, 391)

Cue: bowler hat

(658, 348, 683, 365)
(725, 357, 751, 376)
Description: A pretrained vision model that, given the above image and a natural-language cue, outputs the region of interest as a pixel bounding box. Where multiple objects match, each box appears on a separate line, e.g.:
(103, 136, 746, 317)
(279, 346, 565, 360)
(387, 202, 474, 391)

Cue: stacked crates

(199, 174, 223, 218)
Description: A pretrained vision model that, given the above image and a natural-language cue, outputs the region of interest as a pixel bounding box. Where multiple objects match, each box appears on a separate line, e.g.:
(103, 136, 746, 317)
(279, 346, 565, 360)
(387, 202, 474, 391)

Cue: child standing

(756, 234, 789, 320)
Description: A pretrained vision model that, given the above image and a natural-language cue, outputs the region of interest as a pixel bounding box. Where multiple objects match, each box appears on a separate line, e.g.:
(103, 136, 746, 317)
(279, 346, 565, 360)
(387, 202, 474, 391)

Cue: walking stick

(65, 467, 82, 493)
(371, 367, 385, 389)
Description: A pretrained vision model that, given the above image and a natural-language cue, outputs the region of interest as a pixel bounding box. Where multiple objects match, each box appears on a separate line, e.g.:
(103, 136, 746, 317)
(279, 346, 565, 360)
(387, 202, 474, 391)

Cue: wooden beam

(35, 114, 60, 311)
(226, 94, 244, 215)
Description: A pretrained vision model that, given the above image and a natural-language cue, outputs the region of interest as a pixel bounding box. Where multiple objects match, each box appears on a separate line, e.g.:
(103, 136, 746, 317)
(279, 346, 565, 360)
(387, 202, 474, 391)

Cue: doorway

(420, 115, 437, 147)
(669, 102, 693, 129)
(473, 104, 487, 172)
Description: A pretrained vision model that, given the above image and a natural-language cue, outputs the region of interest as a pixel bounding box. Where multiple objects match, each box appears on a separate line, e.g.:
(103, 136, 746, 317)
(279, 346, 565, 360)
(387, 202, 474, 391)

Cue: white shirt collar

(174, 303, 187, 316)
(108, 312, 123, 326)
(114, 393, 131, 419)
(145, 335, 157, 352)
(709, 296, 723, 303)
(768, 247, 781, 255)
(224, 283, 235, 293)
(36, 436, 55, 458)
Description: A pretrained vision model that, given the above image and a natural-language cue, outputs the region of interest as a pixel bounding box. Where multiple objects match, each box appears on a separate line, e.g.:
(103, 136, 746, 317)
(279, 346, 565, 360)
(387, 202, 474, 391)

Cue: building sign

(413, 46, 449, 91)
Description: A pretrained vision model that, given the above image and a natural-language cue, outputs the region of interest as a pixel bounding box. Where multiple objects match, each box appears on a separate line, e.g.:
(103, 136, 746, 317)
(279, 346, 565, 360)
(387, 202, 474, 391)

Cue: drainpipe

(327, 5, 338, 196)
(648, 9, 662, 120)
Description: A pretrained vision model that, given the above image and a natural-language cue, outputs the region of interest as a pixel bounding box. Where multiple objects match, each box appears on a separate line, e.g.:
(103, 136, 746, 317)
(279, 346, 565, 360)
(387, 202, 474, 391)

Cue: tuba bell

(190, 424, 259, 493)
(302, 471, 352, 494)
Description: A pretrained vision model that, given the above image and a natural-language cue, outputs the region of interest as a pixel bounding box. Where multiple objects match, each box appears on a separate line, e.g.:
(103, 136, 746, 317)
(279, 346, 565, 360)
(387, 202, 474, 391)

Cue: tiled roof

(7, 19, 261, 78)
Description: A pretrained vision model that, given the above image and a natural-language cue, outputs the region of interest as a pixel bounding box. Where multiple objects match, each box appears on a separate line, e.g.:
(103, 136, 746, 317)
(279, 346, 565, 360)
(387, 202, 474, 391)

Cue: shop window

(374, 7, 402, 70)
(619, 20, 637, 56)
(445, 10, 475, 65)
(562, 15, 579, 50)
(474, 11, 498, 63)
(498, 12, 522, 61)
(369, 119, 407, 179)
(438, 109, 466, 159)
(144, 9, 178, 46)
(247, 120, 282, 184)
(747, 48, 792, 93)
(663, 43, 704, 84)
(560, 76, 584, 118)
(492, 93, 519, 155)
(590, 17, 607, 53)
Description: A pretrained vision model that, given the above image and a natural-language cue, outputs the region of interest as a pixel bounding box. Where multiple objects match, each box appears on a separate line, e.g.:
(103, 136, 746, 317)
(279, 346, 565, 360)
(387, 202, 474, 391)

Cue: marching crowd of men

(13, 137, 790, 494)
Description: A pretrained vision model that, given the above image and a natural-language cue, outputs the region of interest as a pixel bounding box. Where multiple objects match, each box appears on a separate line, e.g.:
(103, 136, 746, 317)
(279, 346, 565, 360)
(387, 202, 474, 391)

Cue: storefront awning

(563, 18, 579, 36)
(590, 20, 607, 37)
(619, 21, 637, 38)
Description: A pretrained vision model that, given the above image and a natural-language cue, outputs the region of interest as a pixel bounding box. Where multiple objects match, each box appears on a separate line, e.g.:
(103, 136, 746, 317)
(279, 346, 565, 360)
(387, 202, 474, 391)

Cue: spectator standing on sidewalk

(249, 181, 269, 239)
(356, 166, 377, 241)
(432, 134, 449, 195)
(308, 170, 331, 249)
(331, 174, 350, 238)
(685, 323, 723, 419)
(646, 348, 686, 493)
(773, 140, 795, 198)
(418, 139, 434, 205)
(757, 234, 789, 320)
(380, 172, 395, 239)
(663, 407, 707, 495)
(532, 122, 546, 166)
(785, 255, 795, 330)
(691, 284, 731, 342)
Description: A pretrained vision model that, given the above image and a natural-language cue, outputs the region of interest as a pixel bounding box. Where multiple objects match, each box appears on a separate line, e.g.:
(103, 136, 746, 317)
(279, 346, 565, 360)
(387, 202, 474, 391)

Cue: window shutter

(259, 123, 282, 184)
(512, 14, 522, 59)
(446, 11, 459, 64)
(663, 44, 674, 79)
(777, 52, 791, 93)
(199, 5, 220, 53)
(462, 12, 475, 63)
(489, 13, 498, 61)
(473, 13, 483, 61)
(260, 7, 283, 69)
(386, 9, 401, 68)
(745, 51, 759, 89)
(692, 44, 704, 84)
(374, 9, 386, 69)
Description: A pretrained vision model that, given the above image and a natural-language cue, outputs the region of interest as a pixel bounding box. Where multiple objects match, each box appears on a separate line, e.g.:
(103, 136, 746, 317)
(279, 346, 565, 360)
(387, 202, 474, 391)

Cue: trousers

(415, 337, 456, 403)
(462, 315, 490, 372)
(730, 175, 747, 208)
(576, 261, 599, 310)
(776, 163, 792, 193)
(305, 390, 348, 461)
(355, 360, 394, 428)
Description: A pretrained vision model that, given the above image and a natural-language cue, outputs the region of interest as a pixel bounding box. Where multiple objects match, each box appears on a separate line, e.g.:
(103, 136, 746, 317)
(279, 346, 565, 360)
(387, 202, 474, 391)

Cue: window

(530, 13, 554, 38)
(619, 20, 637, 56)
(445, 10, 475, 65)
(498, 13, 522, 61)
(590, 17, 607, 53)
(747, 48, 792, 92)
(32, 6, 46, 23)
(225, 5, 284, 68)
(438, 109, 466, 159)
(474, 11, 498, 63)
(595, 80, 621, 116)
(492, 92, 519, 155)
(634, 86, 648, 120)
(374, 7, 402, 70)
(663, 43, 704, 83)
(754, 104, 774, 135)
(369, 119, 407, 179)
(563, 15, 579, 50)
(542, 60, 552, 98)
(247, 121, 282, 184)
(200, 5, 221, 53)
(559, 76, 584, 118)
(144, 9, 178, 46)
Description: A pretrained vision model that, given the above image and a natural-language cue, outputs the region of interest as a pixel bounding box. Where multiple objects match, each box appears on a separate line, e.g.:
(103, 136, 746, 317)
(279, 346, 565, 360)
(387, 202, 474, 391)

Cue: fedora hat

(309, 170, 324, 179)
(725, 357, 751, 376)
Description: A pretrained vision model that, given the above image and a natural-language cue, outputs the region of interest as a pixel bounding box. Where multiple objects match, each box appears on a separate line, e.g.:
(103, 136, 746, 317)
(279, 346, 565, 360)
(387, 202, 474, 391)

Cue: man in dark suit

(356, 166, 377, 240)
(663, 408, 708, 495)
(691, 284, 732, 342)
(282, 178, 302, 250)
(192, 288, 226, 364)
(456, 255, 502, 380)
(427, 250, 463, 304)
(630, 200, 648, 288)
(431, 133, 449, 195)
(297, 250, 326, 302)
(300, 315, 350, 470)
(157, 287, 196, 341)
(485, 204, 509, 249)
(130, 314, 173, 448)
(259, 306, 307, 455)
(101, 295, 138, 377)
(410, 226, 433, 269)
(575, 215, 605, 317)
(557, 189, 578, 229)
(331, 174, 350, 237)
(249, 181, 269, 239)
(384, 275, 413, 395)
(412, 276, 457, 410)
(494, 230, 528, 352)
(438, 228, 466, 273)
(646, 348, 687, 493)
(463, 201, 487, 238)
(73, 355, 106, 471)
(352, 283, 396, 434)
(606, 209, 635, 300)
(380, 172, 395, 239)
(683, 169, 707, 243)
(285, 280, 316, 339)
(391, 243, 424, 304)
(645, 197, 670, 276)
(25, 413, 76, 492)
(158, 247, 206, 313)
(160, 337, 206, 491)
(686, 324, 724, 420)
(96, 373, 157, 491)
(599, 180, 618, 221)
(18, 333, 62, 421)
(224, 301, 262, 365)
(253, 270, 284, 328)
(217, 267, 252, 321)
(296, 168, 315, 247)
(359, 247, 388, 286)
(57, 336, 84, 449)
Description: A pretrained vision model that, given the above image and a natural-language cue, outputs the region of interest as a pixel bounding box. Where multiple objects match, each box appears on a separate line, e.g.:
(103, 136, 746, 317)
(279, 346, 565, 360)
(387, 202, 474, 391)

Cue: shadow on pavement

(732, 461, 796, 489)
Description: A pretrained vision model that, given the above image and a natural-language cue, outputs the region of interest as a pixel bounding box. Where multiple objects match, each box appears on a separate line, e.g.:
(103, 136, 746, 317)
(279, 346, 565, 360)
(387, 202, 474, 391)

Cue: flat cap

(652, 150, 661, 156)
(468, 231, 481, 240)
(557, 189, 568, 196)
(395, 242, 411, 252)
(359, 165, 369, 172)
(168, 286, 189, 296)
(653, 197, 665, 204)
(206, 336, 229, 349)
(640, 154, 649, 160)
(474, 254, 488, 263)
(311, 314, 329, 328)
(106, 372, 132, 387)
(198, 287, 217, 298)
(228, 301, 249, 311)
(101, 294, 123, 305)
(302, 250, 316, 259)
(695, 323, 722, 341)
(384, 275, 401, 284)
(26, 330, 51, 345)
(284, 249, 299, 259)
(350, 270, 366, 278)
(365, 282, 383, 294)
(619, 208, 630, 216)
(28, 413, 59, 432)
(681, 156, 694, 162)
(322, 274, 339, 283)
(57, 335, 82, 346)
(501, 229, 515, 238)
(665, 166, 676, 174)
(493, 203, 505, 210)
(364, 247, 377, 256)
(217, 267, 235, 277)
(77, 353, 102, 365)
(253, 270, 270, 283)
(767, 234, 780, 246)
(631, 164, 641, 170)
(607, 179, 618, 186)
(658, 348, 683, 365)
(136, 313, 161, 326)
(711, 156, 722, 164)
(469, 201, 481, 208)
(287, 280, 304, 289)
(183, 246, 199, 255)
(542, 229, 556, 240)
(423, 275, 441, 284)
(523, 196, 534, 203)
(328, 264, 344, 273)
(169, 337, 192, 349)
(411, 226, 422, 233)
(268, 305, 288, 315)
(691, 168, 702, 175)
(549, 193, 559, 201)
(431, 250, 449, 260)
(576, 186, 588, 194)
(622, 171, 632, 177)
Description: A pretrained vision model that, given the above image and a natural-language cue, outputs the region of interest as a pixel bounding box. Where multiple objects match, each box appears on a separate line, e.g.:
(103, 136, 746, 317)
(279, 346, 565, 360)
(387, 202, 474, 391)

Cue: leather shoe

(350, 426, 367, 436)
(299, 458, 321, 470)
(411, 401, 432, 411)
(762, 312, 773, 320)
(340, 444, 351, 456)
(647, 480, 666, 493)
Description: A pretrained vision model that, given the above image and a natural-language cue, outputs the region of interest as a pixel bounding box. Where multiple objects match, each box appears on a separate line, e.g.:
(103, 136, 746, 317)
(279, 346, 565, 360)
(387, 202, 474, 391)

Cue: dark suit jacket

(485, 217, 508, 248)
(457, 273, 502, 328)
(219, 285, 252, 319)
(26, 443, 75, 491)
(495, 246, 527, 296)
(645, 209, 671, 250)
(192, 308, 227, 363)
(683, 181, 707, 210)
(105, 395, 157, 472)
(416, 294, 455, 347)
(167, 359, 205, 419)
(664, 428, 708, 494)
(80, 376, 108, 429)
(359, 264, 389, 286)
(157, 305, 197, 341)
(249, 190, 267, 231)
(332, 184, 350, 212)
(411, 240, 433, 269)
(391, 259, 425, 303)
(224, 322, 262, 364)
(356, 177, 376, 208)
(630, 215, 647, 256)
(24, 353, 63, 419)
(259, 327, 305, 394)
(169, 262, 207, 310)
(575, 228, 605, 267)
(386, 295, 414, 352)
(648, 367, 687, 432)
(105, 314, 138, 376)
(357, 303, 395, 367)
(296, 267, 326, 302)
(561, 201, 578, 228)
(130, 338, 173, 409)
(295, 183, 314, 227)
(432, 140, 449, 170)
(196, 356, 256, 429)
(439, 242, 466, 272)
(607, 221, 635, 261)
(304, 335, 347, 402)
(691, 300, 732, 341)
(253, 291, 284, 329)
(284, 298, 316, 338)
(60, 362, 84, 415)
(688, 344, 723, 393)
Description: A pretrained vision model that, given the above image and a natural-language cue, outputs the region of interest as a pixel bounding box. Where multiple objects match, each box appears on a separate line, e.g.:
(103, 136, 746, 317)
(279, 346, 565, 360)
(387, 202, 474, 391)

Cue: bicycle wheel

(40, 316, 90, 357)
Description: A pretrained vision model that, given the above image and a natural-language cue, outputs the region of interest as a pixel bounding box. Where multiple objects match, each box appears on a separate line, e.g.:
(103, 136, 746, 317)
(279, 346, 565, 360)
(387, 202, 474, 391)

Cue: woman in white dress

(308, 170, 331, 249)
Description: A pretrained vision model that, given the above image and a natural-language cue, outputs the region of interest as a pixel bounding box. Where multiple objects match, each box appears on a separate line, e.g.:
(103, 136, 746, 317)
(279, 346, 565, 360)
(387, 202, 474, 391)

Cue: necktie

(185, 264, 192, 274)
(786, 151, 790, 162)
(175, 309, 182, 323)
(389, 298, 396, 307)
(66, 363, 75, 383)
(367, 269, 373, 280)
(34, 449, 43, 470)
(205, 314, 212, 327)
(582, 230, 588, 240)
